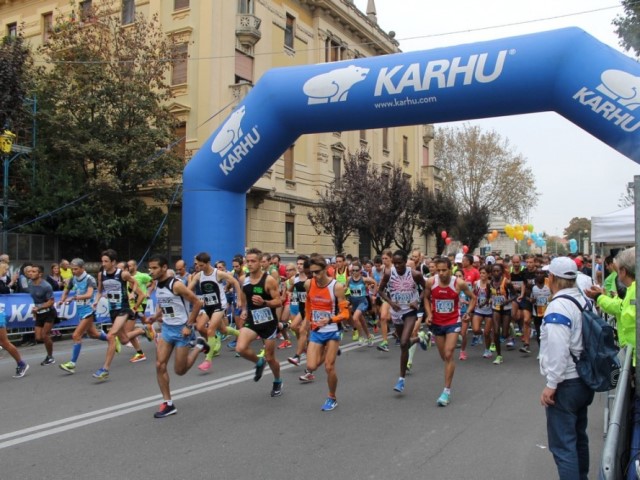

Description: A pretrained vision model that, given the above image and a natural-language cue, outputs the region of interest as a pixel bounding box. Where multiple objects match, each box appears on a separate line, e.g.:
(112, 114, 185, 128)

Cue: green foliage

(614, 1, 640, 57)
(420, 190, 459, 254)
(0, 31, 33, 132)
(563, 217, 591, 242)
(11, 1, 183, 258)
(456, 204, 490, 252)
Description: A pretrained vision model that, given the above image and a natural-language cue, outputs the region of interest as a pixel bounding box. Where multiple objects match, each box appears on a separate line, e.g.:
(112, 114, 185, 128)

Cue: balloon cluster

(503, 224, 546, 249)
(568, 238, 578, 253)
(441, 230, 469, 253)
(486, 229, 499, 242)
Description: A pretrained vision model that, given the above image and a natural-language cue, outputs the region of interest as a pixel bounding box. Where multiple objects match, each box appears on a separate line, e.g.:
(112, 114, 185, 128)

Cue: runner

(333, 254, 355, 341)
(287, 255, 310, 366)
(488, 263, 516, 365)
(455, 269, 472, 360)
(508, 254, 526, 347)
(424, 256, 476, 406)
(529, 267, 551, 351)
(471, 266, 494, 359)
(227, 256, 246, 349)
(58, 259, 109, 373)
(348, 261, 377, 347)
(0, 294, 29, 377)
(237, 248, 283, 397)
(188, 252, 242, 372)
(149, 254, 207, 418)
(518, 254, 538, 354)
(304, 254, 349, 411)
(376, 249, 394, 352)
(92, 249, 150, 380)
(27, 265, 56, 366)
(378, 250, 430, 394)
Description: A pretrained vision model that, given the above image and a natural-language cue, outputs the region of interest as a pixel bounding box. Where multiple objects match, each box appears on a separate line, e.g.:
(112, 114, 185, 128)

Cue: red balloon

(445, 237, 452, 245)
(462, 245, 469, 253)
(441, 230, 447, 239)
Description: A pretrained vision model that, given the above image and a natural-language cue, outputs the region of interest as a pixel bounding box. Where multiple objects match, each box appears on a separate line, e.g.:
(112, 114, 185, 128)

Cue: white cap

(454, 253, 463, 263)
(485, 255, 496, 265)
(549, 257, 578, 279)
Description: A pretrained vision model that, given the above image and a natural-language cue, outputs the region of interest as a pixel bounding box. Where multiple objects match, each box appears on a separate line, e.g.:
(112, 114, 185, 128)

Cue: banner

(3, 292, 157, 330)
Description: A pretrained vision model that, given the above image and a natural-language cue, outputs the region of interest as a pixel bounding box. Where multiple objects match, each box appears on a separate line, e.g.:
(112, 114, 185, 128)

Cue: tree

(0, 31, 33, 132)
(456, 204, 490, 252)
(15, 1, 183, 256)
(563, 217, 591, 241)
(618, 183, 634, 208)
(434, 124, 538, 222)
(394, 181, 428, 253)
(307, 150, 371, 253)
(420, 190, 459, 255)
(614, 1, 640, 58)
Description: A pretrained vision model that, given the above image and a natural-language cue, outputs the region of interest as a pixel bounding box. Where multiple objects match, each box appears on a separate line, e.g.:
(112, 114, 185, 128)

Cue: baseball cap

(548, 257, 578, 279)
(454, 253, 463, 264)
(485, 255, 496, 265)
(473, 255, 480, 263)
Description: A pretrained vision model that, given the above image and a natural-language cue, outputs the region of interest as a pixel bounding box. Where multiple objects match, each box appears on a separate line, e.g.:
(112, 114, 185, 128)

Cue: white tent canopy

(591, 206, 634, 244)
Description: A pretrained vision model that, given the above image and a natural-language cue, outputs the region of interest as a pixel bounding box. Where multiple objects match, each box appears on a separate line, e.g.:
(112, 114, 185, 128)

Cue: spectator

(0, 263, 11, 294)
(59, 259, 73, 287)
(46, 263, 65, 291)
(14, 263, 32, 293)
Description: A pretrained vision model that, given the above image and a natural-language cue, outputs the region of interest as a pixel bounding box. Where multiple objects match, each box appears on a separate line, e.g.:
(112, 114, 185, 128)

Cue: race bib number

(435, 299, 454, 314)
(312, 310, 332, 322)
(107, 292, 122, 304)
(493, 295, 505, 307)
(536, 296, 548, 306)
(76, 298, 91, 306)
(160, 304, 176, 318)
(203, 293, 219, 306)
(298, 292, 307, 303)
(351, 287, 364, 297)
(252, 307, 274, 324)
(391, 291, 415, 305)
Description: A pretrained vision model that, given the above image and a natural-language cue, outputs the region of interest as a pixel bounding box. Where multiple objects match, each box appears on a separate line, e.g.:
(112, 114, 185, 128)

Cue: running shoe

(418, 331, 429, 351)
(227, 340, 237, 349)
(358, 336, 366, 347)
(367, 334, 375, 347)
(489, 343, 496, 352)
(506, 338, 515, 350)
(254, 358, 266, 382)
(270, 381, 283, 397)
(519, 344, 531, 354)
(277, 340, 292, 349)
(197, 359, 212, 372)
(40, 356, 55, 366)
(93, 367, 109, 380)
(377, 342, 389, 352)
(59, 361, 76, 373)
(287, 355, 301, 366)
(143, 324, 155, 342)
(406, 361, 412, 373)
(130, 353, 146, 363)
(352, 330, 359, 342)
(257, 348, 265, 358)
(196, 337, 211, 355)
(299, 370, 315, 383)
(482, 349, 493, 359)
(459, 350, 468, 361)
(470, 335, 480, 347)
(321, 397, 338, 411)
(13, 363, 29, 378)
(437, 391, 450, 407)
(154, 402, 177, 419)
(393, 378, 405, 393)
(395, 337, 401, 346)
(493, 355, 504, 365)
(515, 327, 523, 337)
(499, 336, 506, 344)
(115, 336, 122, 354)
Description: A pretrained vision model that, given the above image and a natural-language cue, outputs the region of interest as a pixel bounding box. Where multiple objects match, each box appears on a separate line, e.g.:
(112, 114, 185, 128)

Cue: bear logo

(596, 69, 640, 111)
(303, 65, 370, 105)
(211, 105, 247, 156)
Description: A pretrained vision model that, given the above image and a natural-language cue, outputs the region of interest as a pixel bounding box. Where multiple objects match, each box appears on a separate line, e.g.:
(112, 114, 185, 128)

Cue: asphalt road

(0, 333, 606, 480)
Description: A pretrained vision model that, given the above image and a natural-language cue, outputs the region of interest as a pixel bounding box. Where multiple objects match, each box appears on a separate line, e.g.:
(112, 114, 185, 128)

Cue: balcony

(236, 14, 261, 48)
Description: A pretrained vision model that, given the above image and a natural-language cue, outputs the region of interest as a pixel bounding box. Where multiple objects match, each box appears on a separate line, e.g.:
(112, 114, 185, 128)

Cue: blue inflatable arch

(183, 27, 640, 262)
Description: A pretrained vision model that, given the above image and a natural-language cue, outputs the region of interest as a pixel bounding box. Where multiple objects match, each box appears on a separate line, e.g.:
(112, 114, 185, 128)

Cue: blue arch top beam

(183, 27, 640, 263)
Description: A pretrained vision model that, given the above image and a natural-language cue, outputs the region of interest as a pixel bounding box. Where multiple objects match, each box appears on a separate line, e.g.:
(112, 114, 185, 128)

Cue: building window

(174, 122, 187, 163)
(235, 50, 253, 83)
(42, 13, 53, 43)
(325, 37, 343, 62)
(284, 145, 294, 180)
(402, 135, 408, 163)
(171, 43, 188, 85)
(7, 23, 17, 37)
(422, 145, 430, 166)
(174, 0, 190, 10)
(285, 214, 295, 249)
(284, 14, 295, 50)
(382, 128, 389, 151)
(79, 0, 93, 21)
(238, 0, 254, 14)
(122, 0, 135, 25)
(333, 155, 341, 183)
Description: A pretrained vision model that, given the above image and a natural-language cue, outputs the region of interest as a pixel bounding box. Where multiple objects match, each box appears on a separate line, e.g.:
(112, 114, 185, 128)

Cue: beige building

(1, 0, 442, 260)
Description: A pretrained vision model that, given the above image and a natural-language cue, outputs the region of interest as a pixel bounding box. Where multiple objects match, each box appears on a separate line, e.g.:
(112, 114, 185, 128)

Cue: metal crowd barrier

(600, 346, 634, 480)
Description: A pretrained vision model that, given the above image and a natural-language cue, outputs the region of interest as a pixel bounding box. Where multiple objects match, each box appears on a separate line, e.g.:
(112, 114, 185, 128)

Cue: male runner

(28, 265, 56, 365)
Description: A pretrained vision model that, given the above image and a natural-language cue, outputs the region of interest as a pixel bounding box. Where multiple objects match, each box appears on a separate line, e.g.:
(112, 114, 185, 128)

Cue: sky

(354, 0, 640, 238)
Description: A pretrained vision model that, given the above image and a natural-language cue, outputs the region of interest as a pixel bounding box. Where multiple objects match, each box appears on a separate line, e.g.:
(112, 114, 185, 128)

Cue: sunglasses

(352, 268, 361, 272)
(310, 269, 323, 275)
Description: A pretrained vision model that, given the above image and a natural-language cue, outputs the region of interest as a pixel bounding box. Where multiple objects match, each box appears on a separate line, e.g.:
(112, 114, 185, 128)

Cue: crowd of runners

(0, 247, 603, 418)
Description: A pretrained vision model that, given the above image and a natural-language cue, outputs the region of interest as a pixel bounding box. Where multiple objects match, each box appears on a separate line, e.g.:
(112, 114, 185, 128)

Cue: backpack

(554, 294, 621, 392)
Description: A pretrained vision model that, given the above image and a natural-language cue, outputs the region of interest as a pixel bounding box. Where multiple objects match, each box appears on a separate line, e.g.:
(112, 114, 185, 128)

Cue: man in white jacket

(539, 256, 594, 480)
